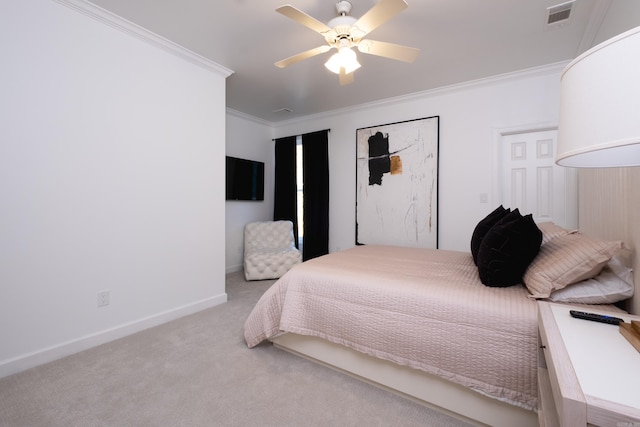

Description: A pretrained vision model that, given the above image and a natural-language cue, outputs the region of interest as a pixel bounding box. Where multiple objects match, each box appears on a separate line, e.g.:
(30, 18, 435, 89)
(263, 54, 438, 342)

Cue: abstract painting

(356, 116, 439, 248)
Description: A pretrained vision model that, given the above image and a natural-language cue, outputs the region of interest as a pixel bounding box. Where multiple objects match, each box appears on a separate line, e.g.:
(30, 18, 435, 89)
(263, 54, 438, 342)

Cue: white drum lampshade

(557, 26, 640, 167)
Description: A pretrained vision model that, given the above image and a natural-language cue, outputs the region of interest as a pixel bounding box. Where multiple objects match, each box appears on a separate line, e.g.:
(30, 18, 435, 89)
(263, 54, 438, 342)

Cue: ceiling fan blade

(275, 45, 332, 68)
(351, 0, 408, 39)
(276, 5, 333, 35)
(357, 39, 419, 63)
(339, 68, 354, 86)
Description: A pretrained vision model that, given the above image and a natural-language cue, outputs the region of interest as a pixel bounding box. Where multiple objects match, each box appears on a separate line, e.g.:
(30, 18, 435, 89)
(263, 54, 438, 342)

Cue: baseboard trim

(226, 265, 243, 274)
(0, 293, 227, 379)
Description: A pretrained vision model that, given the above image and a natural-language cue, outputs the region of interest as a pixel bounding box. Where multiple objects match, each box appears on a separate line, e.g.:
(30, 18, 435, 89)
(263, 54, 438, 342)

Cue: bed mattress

(244, 245, 539, 411)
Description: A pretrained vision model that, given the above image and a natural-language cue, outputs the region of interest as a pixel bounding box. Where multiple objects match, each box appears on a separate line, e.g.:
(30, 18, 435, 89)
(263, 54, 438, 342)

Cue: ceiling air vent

(547, 1, 574, 25)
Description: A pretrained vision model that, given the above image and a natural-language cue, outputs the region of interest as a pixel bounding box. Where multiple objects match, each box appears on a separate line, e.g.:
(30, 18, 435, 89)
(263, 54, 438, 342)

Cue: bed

(244, 219, 629, 427)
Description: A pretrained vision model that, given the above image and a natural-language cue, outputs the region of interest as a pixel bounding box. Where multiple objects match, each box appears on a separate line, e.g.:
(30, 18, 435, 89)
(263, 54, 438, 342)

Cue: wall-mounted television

(225, 156, 264, 201)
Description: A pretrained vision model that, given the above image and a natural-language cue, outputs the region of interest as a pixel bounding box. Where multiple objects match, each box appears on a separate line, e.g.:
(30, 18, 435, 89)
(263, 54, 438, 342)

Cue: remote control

(569, 310, 623, 325)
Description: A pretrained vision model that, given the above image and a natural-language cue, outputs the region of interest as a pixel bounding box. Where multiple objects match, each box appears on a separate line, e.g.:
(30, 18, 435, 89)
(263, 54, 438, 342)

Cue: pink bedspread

(244, 245, 539, 411)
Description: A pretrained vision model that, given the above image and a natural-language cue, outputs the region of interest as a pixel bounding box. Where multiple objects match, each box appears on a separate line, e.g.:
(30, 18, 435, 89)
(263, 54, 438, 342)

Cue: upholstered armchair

(243, 220, 302, 281)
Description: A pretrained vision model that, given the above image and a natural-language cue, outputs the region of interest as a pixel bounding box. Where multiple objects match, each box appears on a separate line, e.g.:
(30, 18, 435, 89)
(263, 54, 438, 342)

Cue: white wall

(225, 112, 274, 272)
(0, 0, 229, 377)
(224, 65, 564, 270)
(270, 65, 564, 254)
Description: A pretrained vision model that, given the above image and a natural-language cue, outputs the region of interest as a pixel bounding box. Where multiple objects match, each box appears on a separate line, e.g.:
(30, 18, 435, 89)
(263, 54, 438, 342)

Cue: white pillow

(548, 255, 634, 304)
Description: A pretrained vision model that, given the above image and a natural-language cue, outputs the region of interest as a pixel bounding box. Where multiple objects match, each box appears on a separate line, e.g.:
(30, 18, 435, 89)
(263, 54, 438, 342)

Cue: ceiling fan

(274, 0, 419, 85)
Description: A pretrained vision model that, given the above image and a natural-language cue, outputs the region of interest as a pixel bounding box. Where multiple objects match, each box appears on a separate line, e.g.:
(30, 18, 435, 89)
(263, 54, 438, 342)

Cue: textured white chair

(243, 220, 302, 281)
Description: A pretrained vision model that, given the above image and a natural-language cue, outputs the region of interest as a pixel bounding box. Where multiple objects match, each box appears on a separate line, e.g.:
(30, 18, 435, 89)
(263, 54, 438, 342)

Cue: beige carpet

(0, 272, 475, 427)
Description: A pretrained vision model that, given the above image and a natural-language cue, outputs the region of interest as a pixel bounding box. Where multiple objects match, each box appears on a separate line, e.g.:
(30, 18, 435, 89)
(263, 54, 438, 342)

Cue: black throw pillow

(470, 205, 510, 265)
(476, 210, 542, 287)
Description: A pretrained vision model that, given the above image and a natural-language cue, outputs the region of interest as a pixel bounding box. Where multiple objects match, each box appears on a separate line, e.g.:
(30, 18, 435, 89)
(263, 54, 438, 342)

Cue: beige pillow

(523, 232, 622, 298)
(536, 221, 572, 245)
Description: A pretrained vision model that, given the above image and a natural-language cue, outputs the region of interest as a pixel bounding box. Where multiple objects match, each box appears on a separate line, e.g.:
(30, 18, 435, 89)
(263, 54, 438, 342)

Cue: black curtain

(302, 130, 329, 260)
(273, 136, 298, 246)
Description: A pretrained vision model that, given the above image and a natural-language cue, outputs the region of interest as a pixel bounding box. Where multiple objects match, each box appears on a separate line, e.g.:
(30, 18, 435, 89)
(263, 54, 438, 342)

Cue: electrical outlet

(97, 290, 110, 307)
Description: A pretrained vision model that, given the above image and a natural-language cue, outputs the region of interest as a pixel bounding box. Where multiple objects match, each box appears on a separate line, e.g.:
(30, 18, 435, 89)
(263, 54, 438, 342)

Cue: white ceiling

(86, 0, 635, 123)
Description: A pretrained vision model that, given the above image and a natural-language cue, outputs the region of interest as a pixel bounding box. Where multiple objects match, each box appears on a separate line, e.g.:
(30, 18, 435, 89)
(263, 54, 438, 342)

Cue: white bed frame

(272, 333, 538, 427)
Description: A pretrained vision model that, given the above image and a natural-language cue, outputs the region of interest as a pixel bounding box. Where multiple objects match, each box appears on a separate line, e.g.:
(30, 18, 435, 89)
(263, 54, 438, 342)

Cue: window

(296, 137, 304, 250)
(274, 130, 328, 261)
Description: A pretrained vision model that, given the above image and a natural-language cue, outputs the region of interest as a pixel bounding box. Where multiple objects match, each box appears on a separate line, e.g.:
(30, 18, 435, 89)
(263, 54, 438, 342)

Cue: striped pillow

(523, 232, 622, 298)
(536, 221, 572, 245)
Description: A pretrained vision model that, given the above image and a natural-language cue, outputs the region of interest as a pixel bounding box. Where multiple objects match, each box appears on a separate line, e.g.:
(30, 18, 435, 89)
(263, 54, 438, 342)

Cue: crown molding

(226, 108, 273, 127)
(273, 61, 570, 128)
(53, 0, 233, 78)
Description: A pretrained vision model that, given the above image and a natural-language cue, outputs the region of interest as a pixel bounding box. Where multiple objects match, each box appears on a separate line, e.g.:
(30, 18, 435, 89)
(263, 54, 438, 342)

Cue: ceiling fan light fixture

(324, 46, 361, 74)
(275, 0, 418, 84)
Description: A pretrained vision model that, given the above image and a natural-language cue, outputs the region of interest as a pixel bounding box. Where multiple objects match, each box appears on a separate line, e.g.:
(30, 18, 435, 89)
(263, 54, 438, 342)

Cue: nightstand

(537, 302, 640, 427)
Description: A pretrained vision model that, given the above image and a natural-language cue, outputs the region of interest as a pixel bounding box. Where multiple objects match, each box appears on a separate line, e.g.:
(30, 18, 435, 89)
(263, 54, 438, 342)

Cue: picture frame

(356, 116, 439, 248)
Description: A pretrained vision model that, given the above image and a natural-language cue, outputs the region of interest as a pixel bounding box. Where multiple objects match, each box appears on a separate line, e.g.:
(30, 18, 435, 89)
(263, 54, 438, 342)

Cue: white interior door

(500, 129, 577, 229)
